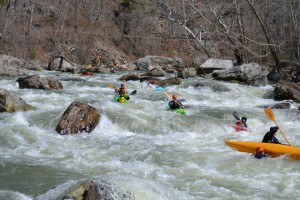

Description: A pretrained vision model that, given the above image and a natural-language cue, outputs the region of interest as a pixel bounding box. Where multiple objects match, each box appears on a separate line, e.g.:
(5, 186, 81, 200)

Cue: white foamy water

(0, 71, 300, 200)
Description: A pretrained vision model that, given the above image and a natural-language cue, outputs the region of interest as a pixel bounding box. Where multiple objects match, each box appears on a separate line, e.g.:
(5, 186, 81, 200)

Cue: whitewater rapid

(0, 71, 300, 200)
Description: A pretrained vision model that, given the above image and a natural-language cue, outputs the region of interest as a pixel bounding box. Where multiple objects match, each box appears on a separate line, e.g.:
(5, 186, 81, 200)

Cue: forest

(0, 0, 299, 72)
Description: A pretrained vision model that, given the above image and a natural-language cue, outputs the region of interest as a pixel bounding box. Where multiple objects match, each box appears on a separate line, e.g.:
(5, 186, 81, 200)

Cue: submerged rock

(56, 101, 100, 135)
(0, 89, 35, 112)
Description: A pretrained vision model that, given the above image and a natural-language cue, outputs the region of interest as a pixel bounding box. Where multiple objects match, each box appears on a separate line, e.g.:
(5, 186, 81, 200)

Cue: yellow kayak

(225, 140, 300, 160)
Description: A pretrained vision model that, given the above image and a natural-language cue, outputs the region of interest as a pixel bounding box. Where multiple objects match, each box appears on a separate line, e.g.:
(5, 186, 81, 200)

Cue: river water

(0, 71, 300, 200)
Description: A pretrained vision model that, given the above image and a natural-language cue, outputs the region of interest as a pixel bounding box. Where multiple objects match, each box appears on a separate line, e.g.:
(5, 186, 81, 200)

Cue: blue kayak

(155, 86, 166, 91)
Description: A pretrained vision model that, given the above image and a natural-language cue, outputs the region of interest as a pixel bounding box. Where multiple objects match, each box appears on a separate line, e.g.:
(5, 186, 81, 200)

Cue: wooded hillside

(0, 0, 299, 70)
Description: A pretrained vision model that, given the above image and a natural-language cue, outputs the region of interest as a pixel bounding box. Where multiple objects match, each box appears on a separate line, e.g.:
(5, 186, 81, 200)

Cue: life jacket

(117, 87, 127, 95)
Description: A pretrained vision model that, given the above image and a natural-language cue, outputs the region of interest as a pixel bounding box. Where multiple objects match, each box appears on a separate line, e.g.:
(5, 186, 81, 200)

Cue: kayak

(80, 72, 94, 76)
(225, 140, 300, 160)
(232, 125, 250, 132)
(114, 94, 129, 104)
(166, 106, 187, 115)
(154, 86, 166, 91)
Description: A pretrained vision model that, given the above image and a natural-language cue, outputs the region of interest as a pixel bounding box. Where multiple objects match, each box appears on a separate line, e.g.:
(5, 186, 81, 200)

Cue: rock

(48, 56, 76, 72)
(0, 89, 35, 112)
(271, 102, 292, 109)
(267, 67, 280, 82)
(177, 67, 197, 79)
(82, 180, 135, 200)
(16, 75, 63, 90)
(0, 54, 29, 77)
(192, 82, 230, 92)
(119, 73, 142, 81)
(274, 80, 300, 101)
(146, 67, 165, 77)
(212, 63, 268, 86)
(56, 101, 100, 135)
(197, 58, 233, 75)
(137, 55, 182, 71)
(157, 77, 182, 87)
(26, 60, 44, 71)
(139, 76, 160, 83)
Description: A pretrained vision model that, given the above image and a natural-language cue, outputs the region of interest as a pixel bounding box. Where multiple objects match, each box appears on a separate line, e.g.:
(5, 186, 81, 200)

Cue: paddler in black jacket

(169, 93, 184, 110)
(262, 126, 281, 144)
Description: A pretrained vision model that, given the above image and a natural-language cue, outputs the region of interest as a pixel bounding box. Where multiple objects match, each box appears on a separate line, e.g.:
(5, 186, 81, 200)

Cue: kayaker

(236, 117, 248, 128)
(115, 83, 130, 101)
(169, 93, 184, 110)
(262, 126, 281, 144)
(254, 147, 268, 159)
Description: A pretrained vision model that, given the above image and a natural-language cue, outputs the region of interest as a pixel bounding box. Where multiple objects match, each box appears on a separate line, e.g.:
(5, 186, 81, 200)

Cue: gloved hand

(126, 96, 130, 100)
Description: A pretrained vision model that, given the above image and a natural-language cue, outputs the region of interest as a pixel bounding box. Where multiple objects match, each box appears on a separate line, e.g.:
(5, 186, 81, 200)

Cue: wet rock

(258, 101, 293, 109)
(192, 82, 230, 92)
(157, 77, 182, 87)
(119, 73, 142, 81)
(273, 80, 300, 101)
(83, 180, 135, 200)
(56, 101, 100, 135)
(0, 89, 35, 112)
(197, 58, 233, 76)
(16, 75, 63, 90)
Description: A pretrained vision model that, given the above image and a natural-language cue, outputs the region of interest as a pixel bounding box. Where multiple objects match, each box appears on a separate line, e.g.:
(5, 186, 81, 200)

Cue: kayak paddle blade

(130, 90, 137, 95)
(233, 111, 240, 120)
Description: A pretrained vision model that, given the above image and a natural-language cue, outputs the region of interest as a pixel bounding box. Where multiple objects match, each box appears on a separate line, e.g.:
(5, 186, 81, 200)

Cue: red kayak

(232, 125, 250, 132)
(80, 72, 94, 76)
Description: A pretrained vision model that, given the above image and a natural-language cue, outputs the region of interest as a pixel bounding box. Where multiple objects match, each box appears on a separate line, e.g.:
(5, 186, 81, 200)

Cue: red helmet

(172, 94, 177, 99)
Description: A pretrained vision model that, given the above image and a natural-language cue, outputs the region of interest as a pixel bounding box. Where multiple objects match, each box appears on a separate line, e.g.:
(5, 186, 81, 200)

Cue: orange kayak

(225, 140, 300, 160)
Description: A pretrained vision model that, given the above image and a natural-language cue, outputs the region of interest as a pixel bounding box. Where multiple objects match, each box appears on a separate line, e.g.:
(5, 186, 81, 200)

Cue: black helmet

(270, 126, 278, 133)
(241, 117, 247, 122)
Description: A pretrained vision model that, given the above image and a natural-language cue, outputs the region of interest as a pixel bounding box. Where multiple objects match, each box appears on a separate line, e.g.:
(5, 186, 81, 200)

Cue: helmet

(256, 147, 265, 153)
(241, 117, 247, 122)
(121, 83, 125, 87)
(270, 126, 278, 133)
(172, 94, 177, 99)
(236, 121, 242, 125)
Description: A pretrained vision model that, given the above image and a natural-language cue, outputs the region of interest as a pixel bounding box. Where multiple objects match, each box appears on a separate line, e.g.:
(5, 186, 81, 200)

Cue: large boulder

(157, 77, 182, 87)
(177, 67, 197, 79)
(0, 55, 29, 77)
(212, 63, 268, 86)
(197, 58, 233, 76)
(137, 55, 182, 71)
(56, 101, 100, 135)
(273, 80, 300, 101)
(0, 89, 35, 112)
(16, 75, 63, 90)
(48, 56, 76, 72)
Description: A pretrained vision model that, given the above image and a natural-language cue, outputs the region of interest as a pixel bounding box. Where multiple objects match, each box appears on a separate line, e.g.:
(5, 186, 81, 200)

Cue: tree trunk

(246, 0, 282, 73)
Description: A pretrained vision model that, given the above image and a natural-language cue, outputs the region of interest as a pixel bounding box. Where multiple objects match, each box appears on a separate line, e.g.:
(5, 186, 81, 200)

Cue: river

(0, 71, 300, 200)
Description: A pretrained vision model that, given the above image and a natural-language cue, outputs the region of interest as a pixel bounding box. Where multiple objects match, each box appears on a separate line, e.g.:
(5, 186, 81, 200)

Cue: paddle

(233, 111, 240, 120)
(264, 107, 291, 146)
(163, 92, 186, 110)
